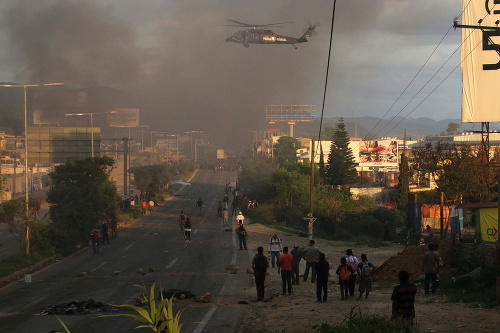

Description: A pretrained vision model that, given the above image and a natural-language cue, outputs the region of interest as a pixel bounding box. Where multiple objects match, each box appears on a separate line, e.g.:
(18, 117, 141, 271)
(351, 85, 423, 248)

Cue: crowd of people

(249, 238, 426, 332)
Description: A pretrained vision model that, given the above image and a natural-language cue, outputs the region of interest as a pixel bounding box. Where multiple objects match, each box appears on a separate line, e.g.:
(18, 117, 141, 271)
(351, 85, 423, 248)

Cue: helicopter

(224, 19, 318, 49)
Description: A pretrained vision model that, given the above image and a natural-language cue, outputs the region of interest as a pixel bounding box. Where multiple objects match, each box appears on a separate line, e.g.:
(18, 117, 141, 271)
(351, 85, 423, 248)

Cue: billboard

(358, 140, 398, 166)
(107, 108, 140, 127)
(461, 0, 500, 122)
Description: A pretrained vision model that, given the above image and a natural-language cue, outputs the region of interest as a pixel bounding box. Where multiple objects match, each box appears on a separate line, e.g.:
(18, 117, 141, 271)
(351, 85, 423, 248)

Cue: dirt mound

(373, 240, 460, 280)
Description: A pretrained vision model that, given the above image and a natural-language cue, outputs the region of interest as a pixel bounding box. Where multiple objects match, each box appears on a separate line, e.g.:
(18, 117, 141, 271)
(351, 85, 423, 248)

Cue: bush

(317, 306, 396, 333)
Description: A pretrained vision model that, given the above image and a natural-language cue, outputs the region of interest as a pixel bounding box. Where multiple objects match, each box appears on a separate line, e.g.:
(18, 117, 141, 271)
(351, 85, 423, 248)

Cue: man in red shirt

(278, 246, 294, 296)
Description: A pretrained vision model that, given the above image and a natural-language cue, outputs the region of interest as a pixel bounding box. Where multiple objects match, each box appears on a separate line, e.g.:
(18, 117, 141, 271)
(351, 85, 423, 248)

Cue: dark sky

(0, 0, 463, 149)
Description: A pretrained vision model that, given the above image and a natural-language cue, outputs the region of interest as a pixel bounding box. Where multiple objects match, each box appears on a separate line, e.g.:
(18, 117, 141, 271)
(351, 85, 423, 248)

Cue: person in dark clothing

(90, 228, 100, 254)
(184, 218, 192, 243)
(336, 257, 354, 300)
(315, 253, 330, 302)
(101, 222, 109, 245)
(290, 244, 302, 285)
(252, 246, 269, 301)
(392, 270, 417, 333)
(111, 217, 118, 239)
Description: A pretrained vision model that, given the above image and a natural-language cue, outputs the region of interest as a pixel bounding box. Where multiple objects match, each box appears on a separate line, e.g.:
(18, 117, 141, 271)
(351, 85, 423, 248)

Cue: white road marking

(193, 207, 237, 333)
(124, 243, 134, 251)
(90, 261, 108, 272)
(194, 229, 198, 234)
(166, 258, 177, 269)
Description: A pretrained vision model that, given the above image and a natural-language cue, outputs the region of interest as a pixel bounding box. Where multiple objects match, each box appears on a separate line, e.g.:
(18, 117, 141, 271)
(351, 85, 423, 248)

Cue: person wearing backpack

(357, 253, 375, 301)
(237, 222, 247, 250)
(336, 257, 354, 300)
(90, 228, 100, 254)
(252, 246, 269, 301)
(346, 249, 359, 296)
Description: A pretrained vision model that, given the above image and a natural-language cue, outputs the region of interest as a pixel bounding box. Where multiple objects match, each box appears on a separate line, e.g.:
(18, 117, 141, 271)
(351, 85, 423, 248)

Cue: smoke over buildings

(0, 0, 462, 150)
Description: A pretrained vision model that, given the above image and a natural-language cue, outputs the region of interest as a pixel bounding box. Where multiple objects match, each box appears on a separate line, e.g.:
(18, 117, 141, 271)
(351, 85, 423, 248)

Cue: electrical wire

(317, 0, 337, 144)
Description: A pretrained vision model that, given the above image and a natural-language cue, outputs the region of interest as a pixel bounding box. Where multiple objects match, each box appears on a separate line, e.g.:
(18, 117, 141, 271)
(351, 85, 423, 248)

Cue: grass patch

(438, 276, 496, 307)
(0, 252, 51, 278)
(316, 306, 398, 333)
(253, 218, 308, 237)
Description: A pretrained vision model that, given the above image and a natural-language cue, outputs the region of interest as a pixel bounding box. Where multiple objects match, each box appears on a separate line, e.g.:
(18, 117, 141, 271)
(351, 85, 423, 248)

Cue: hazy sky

(0, 0, 464, 145)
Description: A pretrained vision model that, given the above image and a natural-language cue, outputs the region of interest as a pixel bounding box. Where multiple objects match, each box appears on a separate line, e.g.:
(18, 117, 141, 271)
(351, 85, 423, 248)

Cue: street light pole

(0, 82, 63, 255)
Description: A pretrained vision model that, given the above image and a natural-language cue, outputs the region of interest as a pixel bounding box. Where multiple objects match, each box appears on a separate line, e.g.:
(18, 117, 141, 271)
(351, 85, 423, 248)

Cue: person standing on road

(268, 234, 282, 269)
(111, 216, 118, 239)
(217, 201, 223, 217)
(141, 200, 147, 215)
(196, 198, 203, 213)
(290, 243, 302, 285)
(222, 208, 229, 227)
(391, 270, 417, 333)
(148, 199, 155, 214)
(315, 253, 330, 302)
(252, 246, 269, 301)
(236, 222, 247, 250)
(357, 253, 375, 301)
(101, 222, 109, 245)
(179, 211, 186, 236)
(278, 246, 293, 296)
(184, 218, 192, 243)
(90, 227, 100, 254)
(302, 240, 321, 283)
(235, 211, 245, 225)
(422, 243, 440, 294)
(346, 249, 359, 296)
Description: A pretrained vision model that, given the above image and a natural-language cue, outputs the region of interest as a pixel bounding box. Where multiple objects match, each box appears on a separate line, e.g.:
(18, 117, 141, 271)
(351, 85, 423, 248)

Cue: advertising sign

(480, 208, 498, 245)
(358, 140, 398, 166)
(461, 0, 500, 122)
(107, 108, 140, 127)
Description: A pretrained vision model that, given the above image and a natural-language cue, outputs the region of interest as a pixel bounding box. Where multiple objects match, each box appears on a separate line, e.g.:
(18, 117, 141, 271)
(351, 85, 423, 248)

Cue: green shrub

(317, 306, 397, 333)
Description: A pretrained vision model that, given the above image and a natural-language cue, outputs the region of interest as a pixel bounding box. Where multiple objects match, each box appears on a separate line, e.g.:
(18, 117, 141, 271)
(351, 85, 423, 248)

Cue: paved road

(0, 169, 252, 333)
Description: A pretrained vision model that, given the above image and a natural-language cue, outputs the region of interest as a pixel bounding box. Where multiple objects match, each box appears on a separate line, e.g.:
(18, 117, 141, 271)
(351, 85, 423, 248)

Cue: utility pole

(440, 191, 444, 240)
(123, 137, 128, 198)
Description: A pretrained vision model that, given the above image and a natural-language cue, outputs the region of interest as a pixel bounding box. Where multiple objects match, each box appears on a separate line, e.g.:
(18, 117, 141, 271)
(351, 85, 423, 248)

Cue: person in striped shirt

(391, 270, 417, 333)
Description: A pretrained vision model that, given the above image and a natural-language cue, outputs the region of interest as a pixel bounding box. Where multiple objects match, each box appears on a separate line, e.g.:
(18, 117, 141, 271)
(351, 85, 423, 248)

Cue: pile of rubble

(40, 297, 106, 315)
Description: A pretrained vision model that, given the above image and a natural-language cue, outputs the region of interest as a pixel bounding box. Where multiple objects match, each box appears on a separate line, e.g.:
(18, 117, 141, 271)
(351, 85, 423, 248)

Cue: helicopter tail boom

(297, 24, 317, 43)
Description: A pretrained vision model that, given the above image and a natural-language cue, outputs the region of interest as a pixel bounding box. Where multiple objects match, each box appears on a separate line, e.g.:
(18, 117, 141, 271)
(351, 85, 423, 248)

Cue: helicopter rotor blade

(226, 19, 254, 27)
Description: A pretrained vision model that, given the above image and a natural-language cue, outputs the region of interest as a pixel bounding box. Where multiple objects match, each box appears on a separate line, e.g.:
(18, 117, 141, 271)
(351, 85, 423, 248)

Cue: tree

(131, 164, 176, 200)
(397, 153, 410, 209)
(446, 122, 461, 135)
(47, 157, 117, 243)
(274, 136, 301, 165)
(325, 117, 358, 186)
(0, 197, 40, 253)
(318, 148, 326, 184)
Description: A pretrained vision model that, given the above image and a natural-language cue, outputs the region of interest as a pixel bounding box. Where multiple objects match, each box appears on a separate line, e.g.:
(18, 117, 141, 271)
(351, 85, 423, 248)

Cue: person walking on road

(278, 246, 293, 296)
(252, 246, 269, 301)
(391, 270, 417, 333)
(236, 221, 247, 250)
(290, 243, 302, 285)
(268, 234, 282, 269)
(90, 228, 100, 254)
(346, 249, 359, 296)
(315, 253, 330, 302)
(357, 253, 375, 300)
(148, 200, 155, 214)
(179, 211, 187, 236)
(101, 222, 110, 245)
(422, 243, 440, 294)
(302, 240, 321, 283)
(196, 198, 203, 214)
(141, 200, 147, 215)
(184, 218, 192, 243)
(222, 208, 229, 227)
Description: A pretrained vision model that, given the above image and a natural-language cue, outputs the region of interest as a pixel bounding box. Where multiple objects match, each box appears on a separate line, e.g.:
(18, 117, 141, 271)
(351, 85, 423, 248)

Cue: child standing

(336, 257, 354, 300)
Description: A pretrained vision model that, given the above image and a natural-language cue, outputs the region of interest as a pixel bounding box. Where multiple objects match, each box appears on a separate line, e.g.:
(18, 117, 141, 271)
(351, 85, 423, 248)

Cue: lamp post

(0, 82, 63, 255)
(65, 111, 117, 158)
